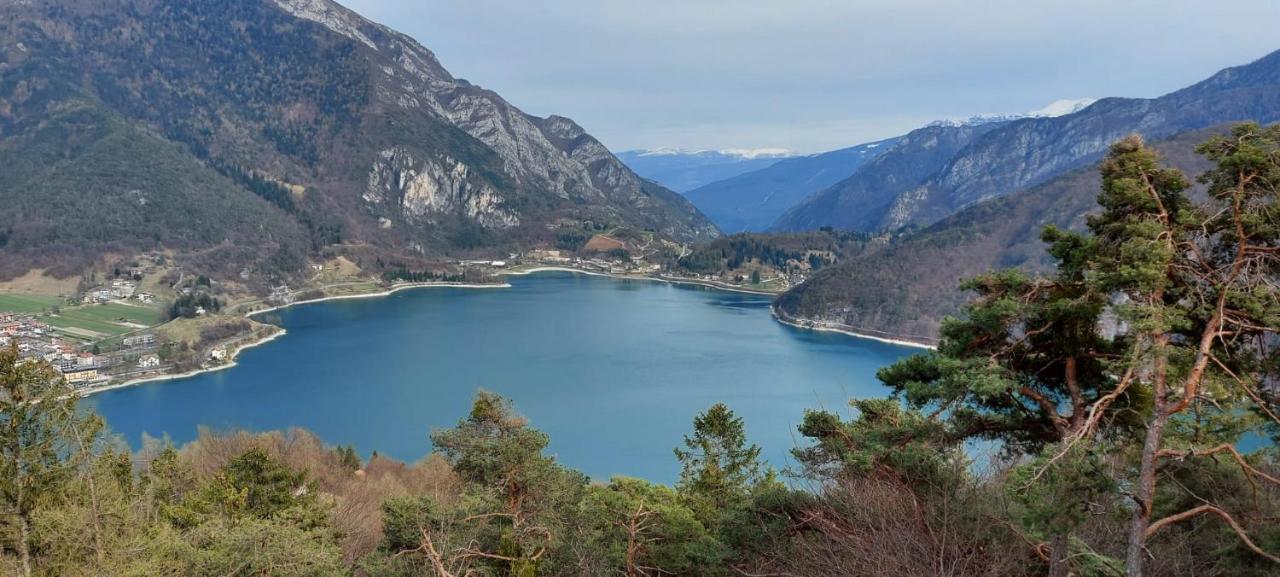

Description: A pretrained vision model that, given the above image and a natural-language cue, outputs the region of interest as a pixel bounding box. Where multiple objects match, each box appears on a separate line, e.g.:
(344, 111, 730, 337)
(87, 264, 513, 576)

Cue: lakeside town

(0, 234, 829, 393)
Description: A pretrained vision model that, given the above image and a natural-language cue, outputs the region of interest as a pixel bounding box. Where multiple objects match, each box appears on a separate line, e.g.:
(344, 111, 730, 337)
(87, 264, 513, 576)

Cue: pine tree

(0, 344, 84, 577)
(674, 404, 764, 524)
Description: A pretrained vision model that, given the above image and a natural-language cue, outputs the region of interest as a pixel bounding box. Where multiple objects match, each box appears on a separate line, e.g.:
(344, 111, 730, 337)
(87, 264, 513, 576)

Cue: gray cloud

(343, 0, 1280, 153)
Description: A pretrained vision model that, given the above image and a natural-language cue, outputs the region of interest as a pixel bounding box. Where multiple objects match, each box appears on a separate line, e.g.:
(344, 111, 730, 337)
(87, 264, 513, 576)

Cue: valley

(0, 2, 1277, 576)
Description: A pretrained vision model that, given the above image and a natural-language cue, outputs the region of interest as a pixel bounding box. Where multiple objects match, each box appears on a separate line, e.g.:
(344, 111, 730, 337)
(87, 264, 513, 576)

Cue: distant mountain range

(645, 98, 1092, 235)
(774, 50, 1280, 233)
(682, 138, 899, 233)
(616, 148, 794, 193)
(0, 0, 717, 282)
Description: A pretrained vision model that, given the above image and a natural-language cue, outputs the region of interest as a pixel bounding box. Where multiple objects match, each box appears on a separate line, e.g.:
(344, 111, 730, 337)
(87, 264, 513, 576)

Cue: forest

(1, 126, 1278, 576)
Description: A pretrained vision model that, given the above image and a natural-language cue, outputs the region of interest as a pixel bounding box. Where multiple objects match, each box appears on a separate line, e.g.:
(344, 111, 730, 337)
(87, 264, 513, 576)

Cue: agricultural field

(0, 293, 67, 314)
(43, 302, 166, 340)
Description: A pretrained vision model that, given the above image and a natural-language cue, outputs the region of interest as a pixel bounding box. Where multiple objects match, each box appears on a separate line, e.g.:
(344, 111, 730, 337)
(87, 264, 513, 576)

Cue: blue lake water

(89, 272, 920, 483)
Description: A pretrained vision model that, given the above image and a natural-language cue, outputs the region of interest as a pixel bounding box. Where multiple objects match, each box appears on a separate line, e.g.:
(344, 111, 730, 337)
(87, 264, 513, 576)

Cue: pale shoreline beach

(771, 306, 937, 350)
(246, 281, 513, 318)
(76, 328, 289, 397)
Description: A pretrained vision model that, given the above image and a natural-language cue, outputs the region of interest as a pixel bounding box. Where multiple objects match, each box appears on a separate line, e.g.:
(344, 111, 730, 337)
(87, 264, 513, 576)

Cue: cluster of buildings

(2, 312, 166, 387)
(83, 278, 156, 304)
(3, 313, 101, 383)
(2, 313, 54, 354)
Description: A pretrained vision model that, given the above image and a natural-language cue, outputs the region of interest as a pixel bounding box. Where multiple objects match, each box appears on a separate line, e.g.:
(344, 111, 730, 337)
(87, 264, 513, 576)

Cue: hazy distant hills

(616, 148, 793, 193)
(775, 49, 1280, 234)
(0, 0, 717, 281)
(682, 138, 900, 233)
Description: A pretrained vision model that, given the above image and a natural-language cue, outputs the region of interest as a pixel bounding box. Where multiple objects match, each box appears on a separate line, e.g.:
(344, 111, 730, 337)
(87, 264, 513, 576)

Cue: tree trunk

(83, 466, 106, 566)
(1125, 407, 1168, 577)
(1049, 532, 1070, 577)
(18, 512, 32, 577)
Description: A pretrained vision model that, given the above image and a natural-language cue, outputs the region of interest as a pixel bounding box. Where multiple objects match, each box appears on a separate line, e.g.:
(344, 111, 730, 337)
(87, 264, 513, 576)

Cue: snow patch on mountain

(630, 147, 793, 160)
(930, 97, 1099, 128)
(1027, 98, 1098, 117)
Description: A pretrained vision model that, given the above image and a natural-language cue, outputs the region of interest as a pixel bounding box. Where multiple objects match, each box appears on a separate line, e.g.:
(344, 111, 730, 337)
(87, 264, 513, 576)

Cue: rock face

(773, 122, 1008, 232)
(775, 49, 1280, 233)
(0, 0, 716, 279)
(365, 148, 517, 229)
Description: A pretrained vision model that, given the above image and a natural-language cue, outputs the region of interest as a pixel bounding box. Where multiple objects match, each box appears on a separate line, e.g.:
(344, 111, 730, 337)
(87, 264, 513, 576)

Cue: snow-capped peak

(631, 147, 793, 160)
(1027, 98, 1097, 118)
(929, 97, 1099, 128)
(717, 148, 793, 160)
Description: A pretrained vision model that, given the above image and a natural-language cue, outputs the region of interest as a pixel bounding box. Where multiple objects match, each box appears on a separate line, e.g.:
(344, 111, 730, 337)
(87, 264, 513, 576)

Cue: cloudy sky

(343, 0, 1280, 154)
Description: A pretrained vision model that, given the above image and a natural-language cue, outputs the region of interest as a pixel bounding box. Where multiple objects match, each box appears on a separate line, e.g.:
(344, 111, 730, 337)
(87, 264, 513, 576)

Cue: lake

(89, 271, 921, 483)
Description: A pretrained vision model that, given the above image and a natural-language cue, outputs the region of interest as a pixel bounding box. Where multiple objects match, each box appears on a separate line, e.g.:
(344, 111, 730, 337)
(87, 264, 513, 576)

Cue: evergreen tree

(1091, 127, 1280, 576)
(674, 404, 765, 526)
(429, 391, 587, 575)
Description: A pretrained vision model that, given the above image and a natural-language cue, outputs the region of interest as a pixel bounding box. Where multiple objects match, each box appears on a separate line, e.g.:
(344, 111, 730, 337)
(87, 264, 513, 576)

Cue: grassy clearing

(0, 294, 66, 314)
(45, 302, 165, 336)
(0, 269, 79, 295)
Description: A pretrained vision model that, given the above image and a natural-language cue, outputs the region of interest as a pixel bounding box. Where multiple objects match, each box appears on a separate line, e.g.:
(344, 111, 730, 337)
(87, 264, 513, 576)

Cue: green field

(0, 294, 66, 314)
(44, 302, 165, 338)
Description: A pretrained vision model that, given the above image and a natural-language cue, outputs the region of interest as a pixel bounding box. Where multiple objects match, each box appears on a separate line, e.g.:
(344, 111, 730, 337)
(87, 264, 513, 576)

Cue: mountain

(773, 127, 1223, 344)
(683, 138, 899, 233)
(0, 0, 717, 282)
(771, 123, 1010, 233)
(774, 50, 1280, 233)
(616, 148, 792, 193)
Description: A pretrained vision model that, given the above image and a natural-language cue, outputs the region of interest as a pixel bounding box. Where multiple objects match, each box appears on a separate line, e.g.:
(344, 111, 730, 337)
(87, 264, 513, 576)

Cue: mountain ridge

(0, 0, 717, 283)
(774, 48, 1280, 234)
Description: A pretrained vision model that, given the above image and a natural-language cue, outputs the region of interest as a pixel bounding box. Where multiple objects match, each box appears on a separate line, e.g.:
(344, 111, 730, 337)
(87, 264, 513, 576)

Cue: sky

(341, 0, 1280, 154)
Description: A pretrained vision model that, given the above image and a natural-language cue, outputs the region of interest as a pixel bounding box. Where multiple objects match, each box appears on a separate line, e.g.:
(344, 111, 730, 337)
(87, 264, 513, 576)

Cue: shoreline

(79, 269, 929, 395)
(246, 281, 512, 318)
(771, 306, 937, 350)
(505, 266, 779, 296)
(76, 327, 289, 397)
(78, 281, 509, 396)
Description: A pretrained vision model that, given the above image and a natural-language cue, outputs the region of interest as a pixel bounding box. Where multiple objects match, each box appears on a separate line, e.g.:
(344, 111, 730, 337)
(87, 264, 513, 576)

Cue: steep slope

(685, 138, 899, 233)
(0, 0, 716, 281)
(777, 49, 1280, 233)
(0, 101, 311, 280)
(773, 127, 1223, 344)
(616, 149, 792, 193)
(772, 123, 1008, 232)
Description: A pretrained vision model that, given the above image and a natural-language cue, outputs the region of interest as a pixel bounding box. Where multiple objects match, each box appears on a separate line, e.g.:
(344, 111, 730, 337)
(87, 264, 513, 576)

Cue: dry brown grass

(582, 235, 625, 253)
(0, 269, 79, 296)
